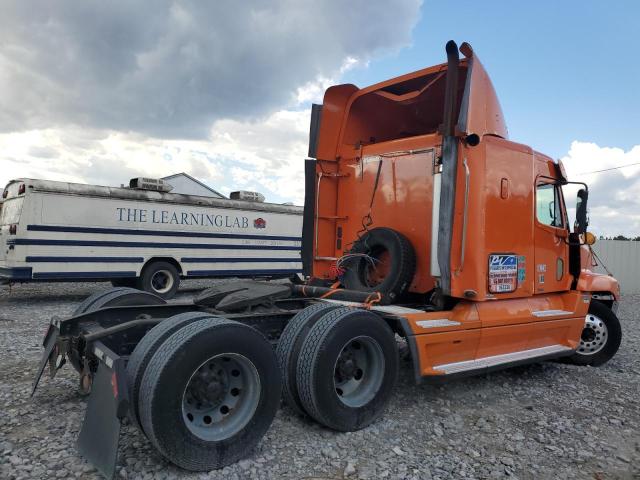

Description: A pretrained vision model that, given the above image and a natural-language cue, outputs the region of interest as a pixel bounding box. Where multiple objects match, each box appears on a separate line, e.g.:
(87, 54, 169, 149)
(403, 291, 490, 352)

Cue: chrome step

(434, 344, 574, 375)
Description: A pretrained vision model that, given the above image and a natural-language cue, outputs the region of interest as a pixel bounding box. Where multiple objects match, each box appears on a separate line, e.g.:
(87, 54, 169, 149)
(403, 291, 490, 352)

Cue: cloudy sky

(1, 1, 638, 236)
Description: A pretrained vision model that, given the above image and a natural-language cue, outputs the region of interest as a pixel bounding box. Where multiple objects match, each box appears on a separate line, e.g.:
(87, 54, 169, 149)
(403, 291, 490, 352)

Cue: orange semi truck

(32, 41, 621, 478)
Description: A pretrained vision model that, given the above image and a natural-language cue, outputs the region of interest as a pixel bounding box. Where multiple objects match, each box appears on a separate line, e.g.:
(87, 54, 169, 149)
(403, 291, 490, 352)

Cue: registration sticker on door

(488, 254, 518, 293)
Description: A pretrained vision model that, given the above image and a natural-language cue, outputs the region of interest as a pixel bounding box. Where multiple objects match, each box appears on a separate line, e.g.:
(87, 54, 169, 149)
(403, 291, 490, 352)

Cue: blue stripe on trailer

(186, 268, 302, 277)
(25, 256, 145, 263)
(181, 257, 301, 263)
(0, 266, 33, 280)
(7, 239, 301, 251)
(32, 271, 137, 279)
(27, 224, 302, 242)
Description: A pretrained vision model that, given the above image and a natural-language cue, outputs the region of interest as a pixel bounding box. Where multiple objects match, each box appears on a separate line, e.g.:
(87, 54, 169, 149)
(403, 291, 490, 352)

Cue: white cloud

(0, 1, 421, 137)
(0, 108, 310, 204)
(295, 56, 368, 104)
(561, 141, 640, 237)
(0, 1, 423, 206)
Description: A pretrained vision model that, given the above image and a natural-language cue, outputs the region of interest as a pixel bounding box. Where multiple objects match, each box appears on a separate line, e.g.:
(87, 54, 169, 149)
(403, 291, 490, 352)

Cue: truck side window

(536, 183, 563, 227)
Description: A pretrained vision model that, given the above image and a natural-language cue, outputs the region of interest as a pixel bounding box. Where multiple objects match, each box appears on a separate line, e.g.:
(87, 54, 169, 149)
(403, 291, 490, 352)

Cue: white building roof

(161, 172, 225, 198)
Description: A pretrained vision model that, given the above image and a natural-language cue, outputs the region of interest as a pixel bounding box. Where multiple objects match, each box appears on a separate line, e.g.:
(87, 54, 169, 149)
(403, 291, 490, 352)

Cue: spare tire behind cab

(342, 227, 416, 301)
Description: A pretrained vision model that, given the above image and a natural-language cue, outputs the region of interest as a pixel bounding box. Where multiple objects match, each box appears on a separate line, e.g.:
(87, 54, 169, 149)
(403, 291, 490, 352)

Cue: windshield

(0, 197, 24, 225)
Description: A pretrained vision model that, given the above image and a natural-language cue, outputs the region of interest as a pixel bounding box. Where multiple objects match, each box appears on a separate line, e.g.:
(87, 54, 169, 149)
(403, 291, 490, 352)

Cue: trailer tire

(73, 287, 166, 316)
(342, 227, 416, 301)
(565, 301, 622, 367)
(276, 303, 340, 416)
(138, 316, 281, 471)
(138, 261, 180, 299)
(296, 308, 398, 431)
(127, 312, 213, 432)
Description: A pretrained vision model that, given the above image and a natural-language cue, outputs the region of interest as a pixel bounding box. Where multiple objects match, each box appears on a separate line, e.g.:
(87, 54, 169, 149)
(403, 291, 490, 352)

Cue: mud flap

(77, 355, 129, 479)
(31, 324, 59, 396)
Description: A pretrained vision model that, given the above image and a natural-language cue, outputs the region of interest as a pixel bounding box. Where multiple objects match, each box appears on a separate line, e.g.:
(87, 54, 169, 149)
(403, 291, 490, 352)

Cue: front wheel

(566, 301, 622, 367)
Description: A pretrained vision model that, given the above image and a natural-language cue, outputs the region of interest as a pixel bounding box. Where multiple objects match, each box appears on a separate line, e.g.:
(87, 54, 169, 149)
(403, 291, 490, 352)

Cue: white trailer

(0, 178, 302, 298)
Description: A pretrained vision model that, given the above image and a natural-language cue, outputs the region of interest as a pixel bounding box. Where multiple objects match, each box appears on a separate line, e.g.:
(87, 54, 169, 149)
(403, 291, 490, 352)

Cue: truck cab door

(533, 181, 570, 294)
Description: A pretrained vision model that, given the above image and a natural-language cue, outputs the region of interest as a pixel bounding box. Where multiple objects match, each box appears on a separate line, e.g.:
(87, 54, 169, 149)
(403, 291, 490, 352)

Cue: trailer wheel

(296, 308, 398, 431)
(138, 261, 180, 299)
(276, 303, 340, 416)
(127, 312, 213, 432)
(565, 301, 622, 367)
(342, 227, 416, 301)
(138, 316, 281, 471)
(73, 287, 166, 316)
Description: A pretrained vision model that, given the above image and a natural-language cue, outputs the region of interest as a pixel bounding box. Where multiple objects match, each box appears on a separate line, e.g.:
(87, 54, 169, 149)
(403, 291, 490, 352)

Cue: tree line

(598, 235, 640, 241)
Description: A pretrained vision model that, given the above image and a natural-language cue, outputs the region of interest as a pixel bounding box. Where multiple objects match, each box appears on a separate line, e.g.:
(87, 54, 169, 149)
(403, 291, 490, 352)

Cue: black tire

(138, 261, 180, 299)
(138, 316, 281, 471)
(111, 278, 137, 288)
(73, 287, 166, 316)
(127, 311, 213, 432)
(70, 287, 167, 394)
(296, 307, 398, 431)
(276, 303, 340, 416)
(566, 301, 622, 367)
(342, 227, 416, 301)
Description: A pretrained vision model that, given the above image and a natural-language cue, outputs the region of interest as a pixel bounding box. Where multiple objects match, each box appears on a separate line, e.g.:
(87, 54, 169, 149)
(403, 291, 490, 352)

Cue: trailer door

(0, 196, 25, 263)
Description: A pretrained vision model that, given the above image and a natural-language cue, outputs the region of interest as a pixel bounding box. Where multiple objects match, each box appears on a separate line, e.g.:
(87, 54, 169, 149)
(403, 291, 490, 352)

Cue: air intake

(129, 177, 173, 192)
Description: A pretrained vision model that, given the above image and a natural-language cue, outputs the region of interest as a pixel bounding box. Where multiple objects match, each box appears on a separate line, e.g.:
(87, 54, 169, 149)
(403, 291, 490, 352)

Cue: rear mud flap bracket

(77, 348, 129, 479)
(31, 324, 60, 396)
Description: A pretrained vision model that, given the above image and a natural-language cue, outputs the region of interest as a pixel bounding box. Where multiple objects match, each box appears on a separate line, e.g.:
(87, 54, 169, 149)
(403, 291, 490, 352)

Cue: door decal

(488, 254, 517, 293)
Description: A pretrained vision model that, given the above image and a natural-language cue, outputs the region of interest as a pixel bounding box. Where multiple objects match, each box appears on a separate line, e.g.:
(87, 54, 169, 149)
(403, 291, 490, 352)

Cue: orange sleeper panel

(314, 134, 441, 290)
(414, 329, 481, 377)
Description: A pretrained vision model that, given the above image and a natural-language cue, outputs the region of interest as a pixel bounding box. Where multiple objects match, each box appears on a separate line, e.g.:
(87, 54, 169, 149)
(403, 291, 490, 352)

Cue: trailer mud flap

(77, 357, 128, 479)
(31, 324, 59, 396)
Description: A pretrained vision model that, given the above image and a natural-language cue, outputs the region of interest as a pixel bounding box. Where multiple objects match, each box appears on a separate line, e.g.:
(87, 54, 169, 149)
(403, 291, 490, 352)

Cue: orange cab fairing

(308, 41, 616, 380)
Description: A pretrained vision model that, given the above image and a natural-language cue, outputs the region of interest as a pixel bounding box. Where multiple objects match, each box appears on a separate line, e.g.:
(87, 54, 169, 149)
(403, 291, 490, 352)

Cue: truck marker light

(111, 372, 118, 399)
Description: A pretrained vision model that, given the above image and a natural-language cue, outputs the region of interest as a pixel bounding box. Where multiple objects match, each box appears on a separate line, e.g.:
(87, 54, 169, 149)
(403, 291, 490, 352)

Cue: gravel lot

(0, 281, 638, 480)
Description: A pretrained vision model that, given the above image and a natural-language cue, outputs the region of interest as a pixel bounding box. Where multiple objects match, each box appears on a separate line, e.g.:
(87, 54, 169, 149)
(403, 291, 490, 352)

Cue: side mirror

(574, 188, 588, 234)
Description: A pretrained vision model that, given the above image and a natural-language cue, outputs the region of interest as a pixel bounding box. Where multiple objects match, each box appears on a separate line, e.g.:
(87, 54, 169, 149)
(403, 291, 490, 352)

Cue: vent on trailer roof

(230, 191, 265, 203)
(129, 177, 173, 192)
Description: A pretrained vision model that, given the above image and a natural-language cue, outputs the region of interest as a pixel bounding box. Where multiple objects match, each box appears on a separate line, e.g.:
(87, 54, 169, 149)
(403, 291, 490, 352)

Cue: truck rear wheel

(127, 312, 213, 431)
(138, 316, 281, 471)
(566, 301, 622, 367)
(296, 308, 398, 431)
(138, 261, 180, 299)
(276, 302, 340, 416)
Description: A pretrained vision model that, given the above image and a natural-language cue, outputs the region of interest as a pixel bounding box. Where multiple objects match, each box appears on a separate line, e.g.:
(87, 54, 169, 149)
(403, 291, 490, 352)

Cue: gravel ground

(0, 281, 638, 480)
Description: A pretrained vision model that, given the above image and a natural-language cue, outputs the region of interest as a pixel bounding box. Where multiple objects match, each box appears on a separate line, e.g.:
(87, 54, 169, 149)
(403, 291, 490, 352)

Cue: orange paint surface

(310, 42, 618, 379)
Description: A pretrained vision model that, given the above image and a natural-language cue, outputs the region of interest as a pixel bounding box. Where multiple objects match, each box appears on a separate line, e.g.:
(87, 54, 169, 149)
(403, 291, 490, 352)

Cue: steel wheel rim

(151, 270, 174, 294)
(578, 314, 608, 355)
(333, 335, 385, 408)
(182, 353, 261, 441)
